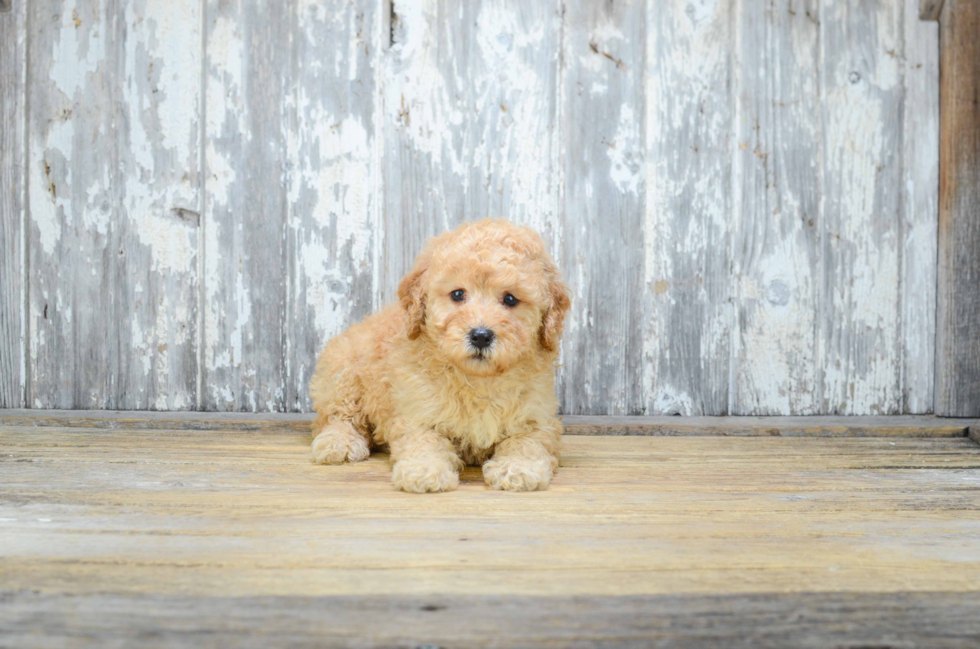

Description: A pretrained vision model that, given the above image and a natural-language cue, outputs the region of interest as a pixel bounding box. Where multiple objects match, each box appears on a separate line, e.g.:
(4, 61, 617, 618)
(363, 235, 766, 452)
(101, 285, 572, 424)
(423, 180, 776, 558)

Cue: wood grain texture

(1, 410, 976, 437)
(902, 0, 939, 413)
(116, 0, 202, 409)
(644, 0, 732, 415)
(560, 414, 974, 437)
(283, 0, 382, 411)
(731, 0, 821, 415)
(0, 408, 315, 432)
(0, 0, 25, 408)
(3, 591, 980, 648)
(382, 0, 562, 298)
(2, 428, 980, 604)
(7, 0, 944, 416)
(27, 0, 201, 410)
(562, 0, 646, 415)
(919, 0, 945, 21)
(820, 0, 905, 414)
(936, 0, 980, 417)
(203, 0, 289, 411)
(27, 0, 116, 409)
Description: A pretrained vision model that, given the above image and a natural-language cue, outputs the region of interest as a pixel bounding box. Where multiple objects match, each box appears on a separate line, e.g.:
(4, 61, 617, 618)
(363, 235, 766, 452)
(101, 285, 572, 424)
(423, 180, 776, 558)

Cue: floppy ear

(539, 269, 571, 353)
(398, 250, 431, 340)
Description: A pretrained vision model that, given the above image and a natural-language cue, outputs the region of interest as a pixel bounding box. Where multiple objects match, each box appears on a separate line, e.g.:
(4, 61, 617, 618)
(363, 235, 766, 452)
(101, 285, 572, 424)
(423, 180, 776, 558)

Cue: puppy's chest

(429, 385, 526, 451)
(442, 404, 507, 452)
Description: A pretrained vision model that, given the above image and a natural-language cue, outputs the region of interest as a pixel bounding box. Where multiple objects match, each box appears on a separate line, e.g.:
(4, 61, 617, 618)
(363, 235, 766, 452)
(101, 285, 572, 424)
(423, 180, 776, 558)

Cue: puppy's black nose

(469, 327, 495, 350)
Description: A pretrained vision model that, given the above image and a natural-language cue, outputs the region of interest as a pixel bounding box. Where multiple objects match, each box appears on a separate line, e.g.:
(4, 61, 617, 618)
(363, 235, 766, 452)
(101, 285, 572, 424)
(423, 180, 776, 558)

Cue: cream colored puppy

(308, 219, 571, 493)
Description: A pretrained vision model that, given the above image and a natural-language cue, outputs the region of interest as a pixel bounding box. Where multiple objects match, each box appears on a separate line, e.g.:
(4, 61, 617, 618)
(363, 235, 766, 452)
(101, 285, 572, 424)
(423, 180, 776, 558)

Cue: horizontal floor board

(3, 421, 980, 646)
(2, 591, 980, 649)
(561, 415, 979, 438)
(2, 428, 979, 597)
(1, 410, 977, 438)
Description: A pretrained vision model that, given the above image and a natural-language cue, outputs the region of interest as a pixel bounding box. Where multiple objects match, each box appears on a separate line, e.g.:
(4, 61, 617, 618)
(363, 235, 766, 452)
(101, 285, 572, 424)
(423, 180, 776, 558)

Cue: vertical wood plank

(731, 0, 821, 415)
(820, 0, 904, 414)
(28, 0, 201, 410)
(115, 0, 202, 409)
(28, 0, 117, 408)
(901, 0, 938, 413)
(382, 0, 562, 300)
(562, 0, 645, 415)
(12, 0, 944, 415)
(644, 0, 733, 415)
(936, 0, 980, 416)
(918, 0, 944, 21)
(283, 0, 382, 411)
(203, 0, 289, 411)
(0, 0, 26, 407)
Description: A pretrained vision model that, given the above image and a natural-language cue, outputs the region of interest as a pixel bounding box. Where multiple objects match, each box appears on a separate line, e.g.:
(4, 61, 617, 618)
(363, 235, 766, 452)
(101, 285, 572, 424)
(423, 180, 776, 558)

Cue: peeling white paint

(30, 149, 65, 257)
(232, 269, 250, 372)
(288, 108, 372, 266)
(643, 0, 732, 414)
(48, 0, 106, 98)
(684, 0, 718, 27)
(203, 1, 249, 409)
(734, 237, 818, 415)
(900, 0, 939, 413)
(131, 317, 152, 376)
(19, 0, 939, 415)
(652, 388, 695, 417)
(822, 21, 903, 414)
(131, 213, 196, 274)
(607, 104, 642, 195)
(387, 0, 462, 173)
(385, 0, 557, 246)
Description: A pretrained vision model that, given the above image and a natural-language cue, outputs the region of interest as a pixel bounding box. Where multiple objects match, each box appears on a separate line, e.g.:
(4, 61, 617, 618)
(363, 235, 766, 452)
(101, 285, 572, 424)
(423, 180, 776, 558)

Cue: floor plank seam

(2, 410, 980, 441)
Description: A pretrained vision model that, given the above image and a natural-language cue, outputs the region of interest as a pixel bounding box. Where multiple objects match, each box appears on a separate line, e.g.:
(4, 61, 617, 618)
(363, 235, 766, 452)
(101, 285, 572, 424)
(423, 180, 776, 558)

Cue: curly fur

(308, 219, 571, 493)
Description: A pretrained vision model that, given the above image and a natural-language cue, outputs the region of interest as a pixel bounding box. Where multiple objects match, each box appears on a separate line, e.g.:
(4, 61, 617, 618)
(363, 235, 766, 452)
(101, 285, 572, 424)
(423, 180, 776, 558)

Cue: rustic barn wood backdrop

(0, 0, 941, 415)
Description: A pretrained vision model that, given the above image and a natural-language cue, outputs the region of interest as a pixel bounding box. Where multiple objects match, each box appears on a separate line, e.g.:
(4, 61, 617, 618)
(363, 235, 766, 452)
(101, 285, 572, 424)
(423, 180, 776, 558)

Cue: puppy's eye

(502, 293, 519, 307)
(450, 289, 465, 302)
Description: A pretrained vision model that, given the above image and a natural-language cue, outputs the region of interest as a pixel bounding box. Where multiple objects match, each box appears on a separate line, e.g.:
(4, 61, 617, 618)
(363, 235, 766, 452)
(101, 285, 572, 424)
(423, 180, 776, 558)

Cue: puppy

(308, 219, 571, 493)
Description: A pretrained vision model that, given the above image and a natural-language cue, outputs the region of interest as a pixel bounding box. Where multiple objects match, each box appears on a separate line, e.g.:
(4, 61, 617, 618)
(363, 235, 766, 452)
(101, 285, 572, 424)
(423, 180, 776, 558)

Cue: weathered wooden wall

(0, 0, 940, 415)
(0, 0, 26, 409)
(935, 0, 980, 417)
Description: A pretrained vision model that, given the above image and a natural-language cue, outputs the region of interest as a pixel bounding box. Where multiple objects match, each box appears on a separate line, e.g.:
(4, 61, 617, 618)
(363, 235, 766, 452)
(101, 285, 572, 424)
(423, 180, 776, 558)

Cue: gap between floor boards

(0, 409, 977, 441)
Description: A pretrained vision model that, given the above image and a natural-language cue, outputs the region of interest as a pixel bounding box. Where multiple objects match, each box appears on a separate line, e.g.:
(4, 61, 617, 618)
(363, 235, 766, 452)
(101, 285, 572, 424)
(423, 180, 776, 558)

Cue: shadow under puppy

(309, 219, 571, 492)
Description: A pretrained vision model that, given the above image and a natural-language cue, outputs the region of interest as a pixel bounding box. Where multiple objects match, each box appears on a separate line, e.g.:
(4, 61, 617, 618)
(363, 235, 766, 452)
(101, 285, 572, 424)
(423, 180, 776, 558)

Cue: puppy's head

(398, 219, 570, 377)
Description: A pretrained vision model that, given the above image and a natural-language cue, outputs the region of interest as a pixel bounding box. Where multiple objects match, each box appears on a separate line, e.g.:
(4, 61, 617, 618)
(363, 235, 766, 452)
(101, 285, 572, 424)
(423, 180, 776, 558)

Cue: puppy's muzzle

(468, 327, 495, 351)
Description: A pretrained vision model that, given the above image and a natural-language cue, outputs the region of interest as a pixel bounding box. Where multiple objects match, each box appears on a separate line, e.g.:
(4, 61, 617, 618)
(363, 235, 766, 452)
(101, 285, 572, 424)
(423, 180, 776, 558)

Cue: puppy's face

(425, 254, 544, 377)
(399, 221, 570, 377)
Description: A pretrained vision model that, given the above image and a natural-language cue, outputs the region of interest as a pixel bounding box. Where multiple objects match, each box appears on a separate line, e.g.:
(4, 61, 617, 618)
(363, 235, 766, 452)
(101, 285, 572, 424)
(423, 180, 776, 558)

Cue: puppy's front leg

(483, 420, 561, 492)
(387, 419, 464, 493)
(311, 417, 371, 465)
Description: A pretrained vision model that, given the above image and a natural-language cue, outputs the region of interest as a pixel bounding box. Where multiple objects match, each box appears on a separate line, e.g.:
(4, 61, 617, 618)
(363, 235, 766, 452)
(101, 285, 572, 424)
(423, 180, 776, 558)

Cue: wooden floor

(2, 414, 980, 647)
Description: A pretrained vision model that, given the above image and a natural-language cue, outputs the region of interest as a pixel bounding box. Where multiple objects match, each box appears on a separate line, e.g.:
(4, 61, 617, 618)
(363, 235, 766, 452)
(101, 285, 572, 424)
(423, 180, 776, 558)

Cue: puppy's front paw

(391, 457, 459, 493)
(483, 456, 553, 492)
(312, 424, 370, 465)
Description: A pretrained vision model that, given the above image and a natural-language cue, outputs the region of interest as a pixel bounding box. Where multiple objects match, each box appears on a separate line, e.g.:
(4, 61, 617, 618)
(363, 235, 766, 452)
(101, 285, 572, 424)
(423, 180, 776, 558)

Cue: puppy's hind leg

(309, 345, 371, 464)
(311, 417, 371, 465)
